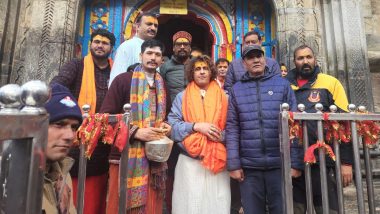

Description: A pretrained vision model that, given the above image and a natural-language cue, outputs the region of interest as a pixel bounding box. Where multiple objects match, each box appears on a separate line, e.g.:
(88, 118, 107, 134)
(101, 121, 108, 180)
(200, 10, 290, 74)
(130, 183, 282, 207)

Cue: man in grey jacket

(159, 30, 192, 214)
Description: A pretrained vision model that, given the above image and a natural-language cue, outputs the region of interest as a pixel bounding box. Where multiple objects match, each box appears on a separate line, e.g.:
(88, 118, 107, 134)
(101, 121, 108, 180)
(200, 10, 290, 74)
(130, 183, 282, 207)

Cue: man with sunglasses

(159, 30, 192, 214)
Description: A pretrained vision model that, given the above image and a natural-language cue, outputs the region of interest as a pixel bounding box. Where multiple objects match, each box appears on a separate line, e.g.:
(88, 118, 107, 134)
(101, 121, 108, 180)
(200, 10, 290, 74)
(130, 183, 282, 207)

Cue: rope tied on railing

(304, 140, 336, 164)
(74, 113, 129, 158)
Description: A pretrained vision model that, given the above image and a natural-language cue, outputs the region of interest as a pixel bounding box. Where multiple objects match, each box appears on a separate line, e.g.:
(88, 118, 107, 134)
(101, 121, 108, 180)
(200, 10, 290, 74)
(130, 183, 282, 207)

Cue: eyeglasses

(174, 42, 190, 47)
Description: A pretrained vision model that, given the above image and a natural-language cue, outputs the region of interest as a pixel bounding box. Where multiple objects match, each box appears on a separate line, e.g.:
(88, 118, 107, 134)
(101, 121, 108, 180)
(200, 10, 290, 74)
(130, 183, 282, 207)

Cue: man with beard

(224, 30, 280, 94)
(159, 30, 192, 213)
(109, 12, 158, 87)
(215, 58, 230, 89)
(286, 45, 353, 214)
(51, 28, 115, 214)
(101, 39, 171, 214)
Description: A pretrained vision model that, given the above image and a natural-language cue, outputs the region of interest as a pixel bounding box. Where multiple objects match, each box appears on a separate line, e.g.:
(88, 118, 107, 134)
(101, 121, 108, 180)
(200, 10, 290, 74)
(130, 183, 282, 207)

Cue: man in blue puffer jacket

(226, 45, 304, 214)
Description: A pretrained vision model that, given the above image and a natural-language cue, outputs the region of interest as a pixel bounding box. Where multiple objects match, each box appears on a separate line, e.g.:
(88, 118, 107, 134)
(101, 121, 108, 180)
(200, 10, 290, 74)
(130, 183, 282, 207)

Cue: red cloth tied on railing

(323, 113, 351, 143)
(74, 113, 129, 158)
(288, 111, 302, 143)
(357, 120, 380, 146)
(304, 140, 336, 164)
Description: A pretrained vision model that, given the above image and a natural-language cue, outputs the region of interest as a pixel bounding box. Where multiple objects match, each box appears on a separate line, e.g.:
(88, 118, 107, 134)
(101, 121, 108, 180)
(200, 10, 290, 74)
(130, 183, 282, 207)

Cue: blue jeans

(239, 168, 283, 214)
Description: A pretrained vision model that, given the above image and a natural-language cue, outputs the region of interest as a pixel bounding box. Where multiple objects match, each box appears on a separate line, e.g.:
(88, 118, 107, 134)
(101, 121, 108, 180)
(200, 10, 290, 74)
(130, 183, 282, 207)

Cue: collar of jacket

(286, 66, 321, 90)
(240, 66, 278, 82)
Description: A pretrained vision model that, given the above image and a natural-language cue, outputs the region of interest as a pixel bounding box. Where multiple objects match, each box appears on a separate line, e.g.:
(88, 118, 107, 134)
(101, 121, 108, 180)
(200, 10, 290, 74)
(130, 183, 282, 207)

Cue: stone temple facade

(0, 0, 379, 111)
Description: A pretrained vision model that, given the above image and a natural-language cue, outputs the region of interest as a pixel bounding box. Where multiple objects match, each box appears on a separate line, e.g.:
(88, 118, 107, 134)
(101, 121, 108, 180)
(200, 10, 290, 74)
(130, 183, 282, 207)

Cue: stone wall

(362, 0, 380, 111)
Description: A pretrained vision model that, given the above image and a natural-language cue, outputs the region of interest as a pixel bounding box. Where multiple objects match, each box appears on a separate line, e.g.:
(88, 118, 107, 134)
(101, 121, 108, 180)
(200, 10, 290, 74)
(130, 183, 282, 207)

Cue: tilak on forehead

(173, 31, 192, 43)
(93, 35, 111, 44)
(194, 61, 208, 68)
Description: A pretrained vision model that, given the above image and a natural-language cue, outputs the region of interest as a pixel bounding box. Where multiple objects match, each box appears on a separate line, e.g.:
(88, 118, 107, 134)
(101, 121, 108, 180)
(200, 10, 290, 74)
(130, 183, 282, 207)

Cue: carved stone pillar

(320, 0, 374, 110)
(0, 0, 81, 86)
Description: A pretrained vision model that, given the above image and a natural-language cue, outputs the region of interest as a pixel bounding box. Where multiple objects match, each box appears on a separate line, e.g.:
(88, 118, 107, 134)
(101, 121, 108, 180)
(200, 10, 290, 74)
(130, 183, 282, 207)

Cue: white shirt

(108, 36, 144, 87)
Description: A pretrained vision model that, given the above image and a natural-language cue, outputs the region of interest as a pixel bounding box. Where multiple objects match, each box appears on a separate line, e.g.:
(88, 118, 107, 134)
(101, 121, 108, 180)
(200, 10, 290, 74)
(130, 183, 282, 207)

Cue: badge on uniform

(308, 90, 321, 102)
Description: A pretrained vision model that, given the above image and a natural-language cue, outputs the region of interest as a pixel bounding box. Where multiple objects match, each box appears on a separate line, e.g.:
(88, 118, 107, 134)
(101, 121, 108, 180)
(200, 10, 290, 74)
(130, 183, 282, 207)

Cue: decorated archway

(122, 0, 234, 61)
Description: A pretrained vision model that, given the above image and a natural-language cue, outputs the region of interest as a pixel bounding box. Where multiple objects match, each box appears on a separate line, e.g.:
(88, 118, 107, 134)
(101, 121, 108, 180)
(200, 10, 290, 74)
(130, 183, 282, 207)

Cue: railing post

(119, 104, 131, 214)
(358, 105, 375, 214)
(298, 104, 314, 214)
(279, 103, 293, 214)
(329, 105, 344, 214)
(348, 104, 365, 214)
(315, 103, 329, 214)
(76, 104, 91, 214)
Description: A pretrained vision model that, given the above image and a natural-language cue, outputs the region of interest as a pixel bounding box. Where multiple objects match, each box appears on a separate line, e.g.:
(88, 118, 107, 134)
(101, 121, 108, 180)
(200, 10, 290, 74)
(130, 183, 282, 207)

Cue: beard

(175, 51, 190, 61)
(297, 64, 314, 79)
(90, 48, 110, 60)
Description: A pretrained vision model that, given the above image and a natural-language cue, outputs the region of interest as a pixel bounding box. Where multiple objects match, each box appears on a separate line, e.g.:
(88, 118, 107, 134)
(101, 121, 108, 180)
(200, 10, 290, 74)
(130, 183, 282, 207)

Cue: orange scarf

(78, 53, 112, 114)
(182, 81, 228, 174)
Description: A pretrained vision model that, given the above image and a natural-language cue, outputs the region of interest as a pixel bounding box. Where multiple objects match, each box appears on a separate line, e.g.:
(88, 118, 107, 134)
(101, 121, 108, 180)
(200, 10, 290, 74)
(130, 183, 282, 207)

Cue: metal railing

(280, 103, 379, 214)
(0, 81, 50, 214)
(76, 104, 131, 214)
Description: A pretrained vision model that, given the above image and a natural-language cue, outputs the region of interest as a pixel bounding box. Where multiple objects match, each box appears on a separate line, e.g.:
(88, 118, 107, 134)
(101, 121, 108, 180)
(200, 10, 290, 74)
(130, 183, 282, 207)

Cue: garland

(304, 140, 336, 164)
(74, 113, 129, 158)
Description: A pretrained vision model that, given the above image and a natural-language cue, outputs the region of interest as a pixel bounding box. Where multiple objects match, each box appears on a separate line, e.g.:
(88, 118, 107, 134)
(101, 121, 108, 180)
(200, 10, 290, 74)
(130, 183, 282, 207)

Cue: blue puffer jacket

(226, 67, 303, 171)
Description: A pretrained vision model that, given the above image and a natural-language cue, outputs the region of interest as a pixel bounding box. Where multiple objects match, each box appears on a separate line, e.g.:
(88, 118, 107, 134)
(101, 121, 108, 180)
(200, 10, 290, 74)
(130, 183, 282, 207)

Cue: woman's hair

(185, 55, 217, 83)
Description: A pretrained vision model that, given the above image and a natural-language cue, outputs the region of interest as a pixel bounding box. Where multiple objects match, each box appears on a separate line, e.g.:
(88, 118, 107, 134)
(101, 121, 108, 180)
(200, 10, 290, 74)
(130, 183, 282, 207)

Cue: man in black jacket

(286, 45, 353, 214)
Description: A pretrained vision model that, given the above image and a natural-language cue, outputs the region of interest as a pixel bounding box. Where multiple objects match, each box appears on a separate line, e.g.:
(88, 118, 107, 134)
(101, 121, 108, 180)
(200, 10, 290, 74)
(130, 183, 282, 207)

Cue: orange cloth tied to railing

(182, 81, 228, 174)
(74, 113, 129, 158)
(304, 140, 336, 164)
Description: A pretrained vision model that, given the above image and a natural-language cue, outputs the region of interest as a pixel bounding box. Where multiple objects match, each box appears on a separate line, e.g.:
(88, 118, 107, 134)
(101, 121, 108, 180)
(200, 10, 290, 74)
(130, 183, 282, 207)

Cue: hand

(159, 122, 172, 137)
(341, 165, 353, 187)
(291, 169, 302, 178)
(134, 127, 164, 142)
(229, 169, 244, 182)
(193, 122, 222, 142)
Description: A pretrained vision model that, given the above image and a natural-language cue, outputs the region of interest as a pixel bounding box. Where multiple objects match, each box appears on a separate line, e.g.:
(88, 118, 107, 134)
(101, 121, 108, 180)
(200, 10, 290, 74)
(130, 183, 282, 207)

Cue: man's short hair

(185, 55, 217, 82)
(293, 45, 315, 59)
(135, 12, 157, 24)
(243, 30, 262, 42)
(215, 58, 230, 67)
(90, 29, 116, 47)
(141, 39, 165, 53)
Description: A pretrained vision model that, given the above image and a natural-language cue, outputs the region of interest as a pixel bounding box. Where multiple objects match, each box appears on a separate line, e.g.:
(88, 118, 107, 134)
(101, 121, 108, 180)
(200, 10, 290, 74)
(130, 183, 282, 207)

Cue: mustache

(148, 29, 156, 34)
(302, 64, 312, 69)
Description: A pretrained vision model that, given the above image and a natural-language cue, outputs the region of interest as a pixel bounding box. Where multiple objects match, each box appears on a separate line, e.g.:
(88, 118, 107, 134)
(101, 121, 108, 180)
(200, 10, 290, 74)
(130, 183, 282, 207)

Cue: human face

(90, 35, 112, 59)
(217, 61, 229, 78)
(294, 47, 316, 79)
(244, 34, 261, 47)
(281, 66, 288, 77)
(140, 46, 163, 73)
(243, 51, 266, 77)
(173, 38, 191, 60)
(193, 61, 211, 89)
(137, 16, 158, 40)
(47, 118, 80, 162)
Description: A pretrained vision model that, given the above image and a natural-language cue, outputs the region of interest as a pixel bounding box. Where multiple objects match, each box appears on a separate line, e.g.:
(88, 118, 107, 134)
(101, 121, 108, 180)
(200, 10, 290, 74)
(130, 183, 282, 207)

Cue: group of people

(41, 11, 354, 214)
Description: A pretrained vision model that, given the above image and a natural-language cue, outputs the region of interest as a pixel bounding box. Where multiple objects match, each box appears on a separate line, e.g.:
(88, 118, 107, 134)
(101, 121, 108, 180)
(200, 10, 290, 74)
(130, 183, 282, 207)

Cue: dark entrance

(156, 13, 213, 58)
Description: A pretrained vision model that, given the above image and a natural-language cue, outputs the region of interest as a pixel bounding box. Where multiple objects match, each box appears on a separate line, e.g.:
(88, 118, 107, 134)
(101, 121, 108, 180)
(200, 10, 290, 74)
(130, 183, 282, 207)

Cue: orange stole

(78, 53, 113, 114)
(182, 81, 228, 174)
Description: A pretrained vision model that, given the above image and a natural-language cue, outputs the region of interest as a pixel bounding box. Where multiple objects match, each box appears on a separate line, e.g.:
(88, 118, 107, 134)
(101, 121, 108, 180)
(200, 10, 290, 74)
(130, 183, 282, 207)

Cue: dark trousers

(239, 168, 283, 214)
(293, 166, 338, 213)
(230, 179, 242, 214)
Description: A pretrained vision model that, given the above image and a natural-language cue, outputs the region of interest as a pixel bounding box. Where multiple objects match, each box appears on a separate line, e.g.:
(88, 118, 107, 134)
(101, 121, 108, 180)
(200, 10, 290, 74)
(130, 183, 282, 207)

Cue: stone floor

(344, 179, 380, 214)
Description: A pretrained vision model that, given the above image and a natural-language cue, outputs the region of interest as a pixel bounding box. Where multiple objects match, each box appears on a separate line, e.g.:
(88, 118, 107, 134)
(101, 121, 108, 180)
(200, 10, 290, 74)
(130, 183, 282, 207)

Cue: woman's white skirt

(172, 154, 231, 214)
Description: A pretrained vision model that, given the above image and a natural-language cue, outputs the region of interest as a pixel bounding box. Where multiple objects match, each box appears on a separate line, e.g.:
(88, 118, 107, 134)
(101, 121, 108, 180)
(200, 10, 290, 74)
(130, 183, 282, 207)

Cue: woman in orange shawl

(168, 55, 230, 214)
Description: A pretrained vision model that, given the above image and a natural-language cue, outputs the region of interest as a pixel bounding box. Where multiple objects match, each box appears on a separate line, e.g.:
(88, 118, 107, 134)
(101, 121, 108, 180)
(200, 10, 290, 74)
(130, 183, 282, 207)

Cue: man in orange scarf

(51, 28, 115, 214)
(168, 55, 230, 214)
